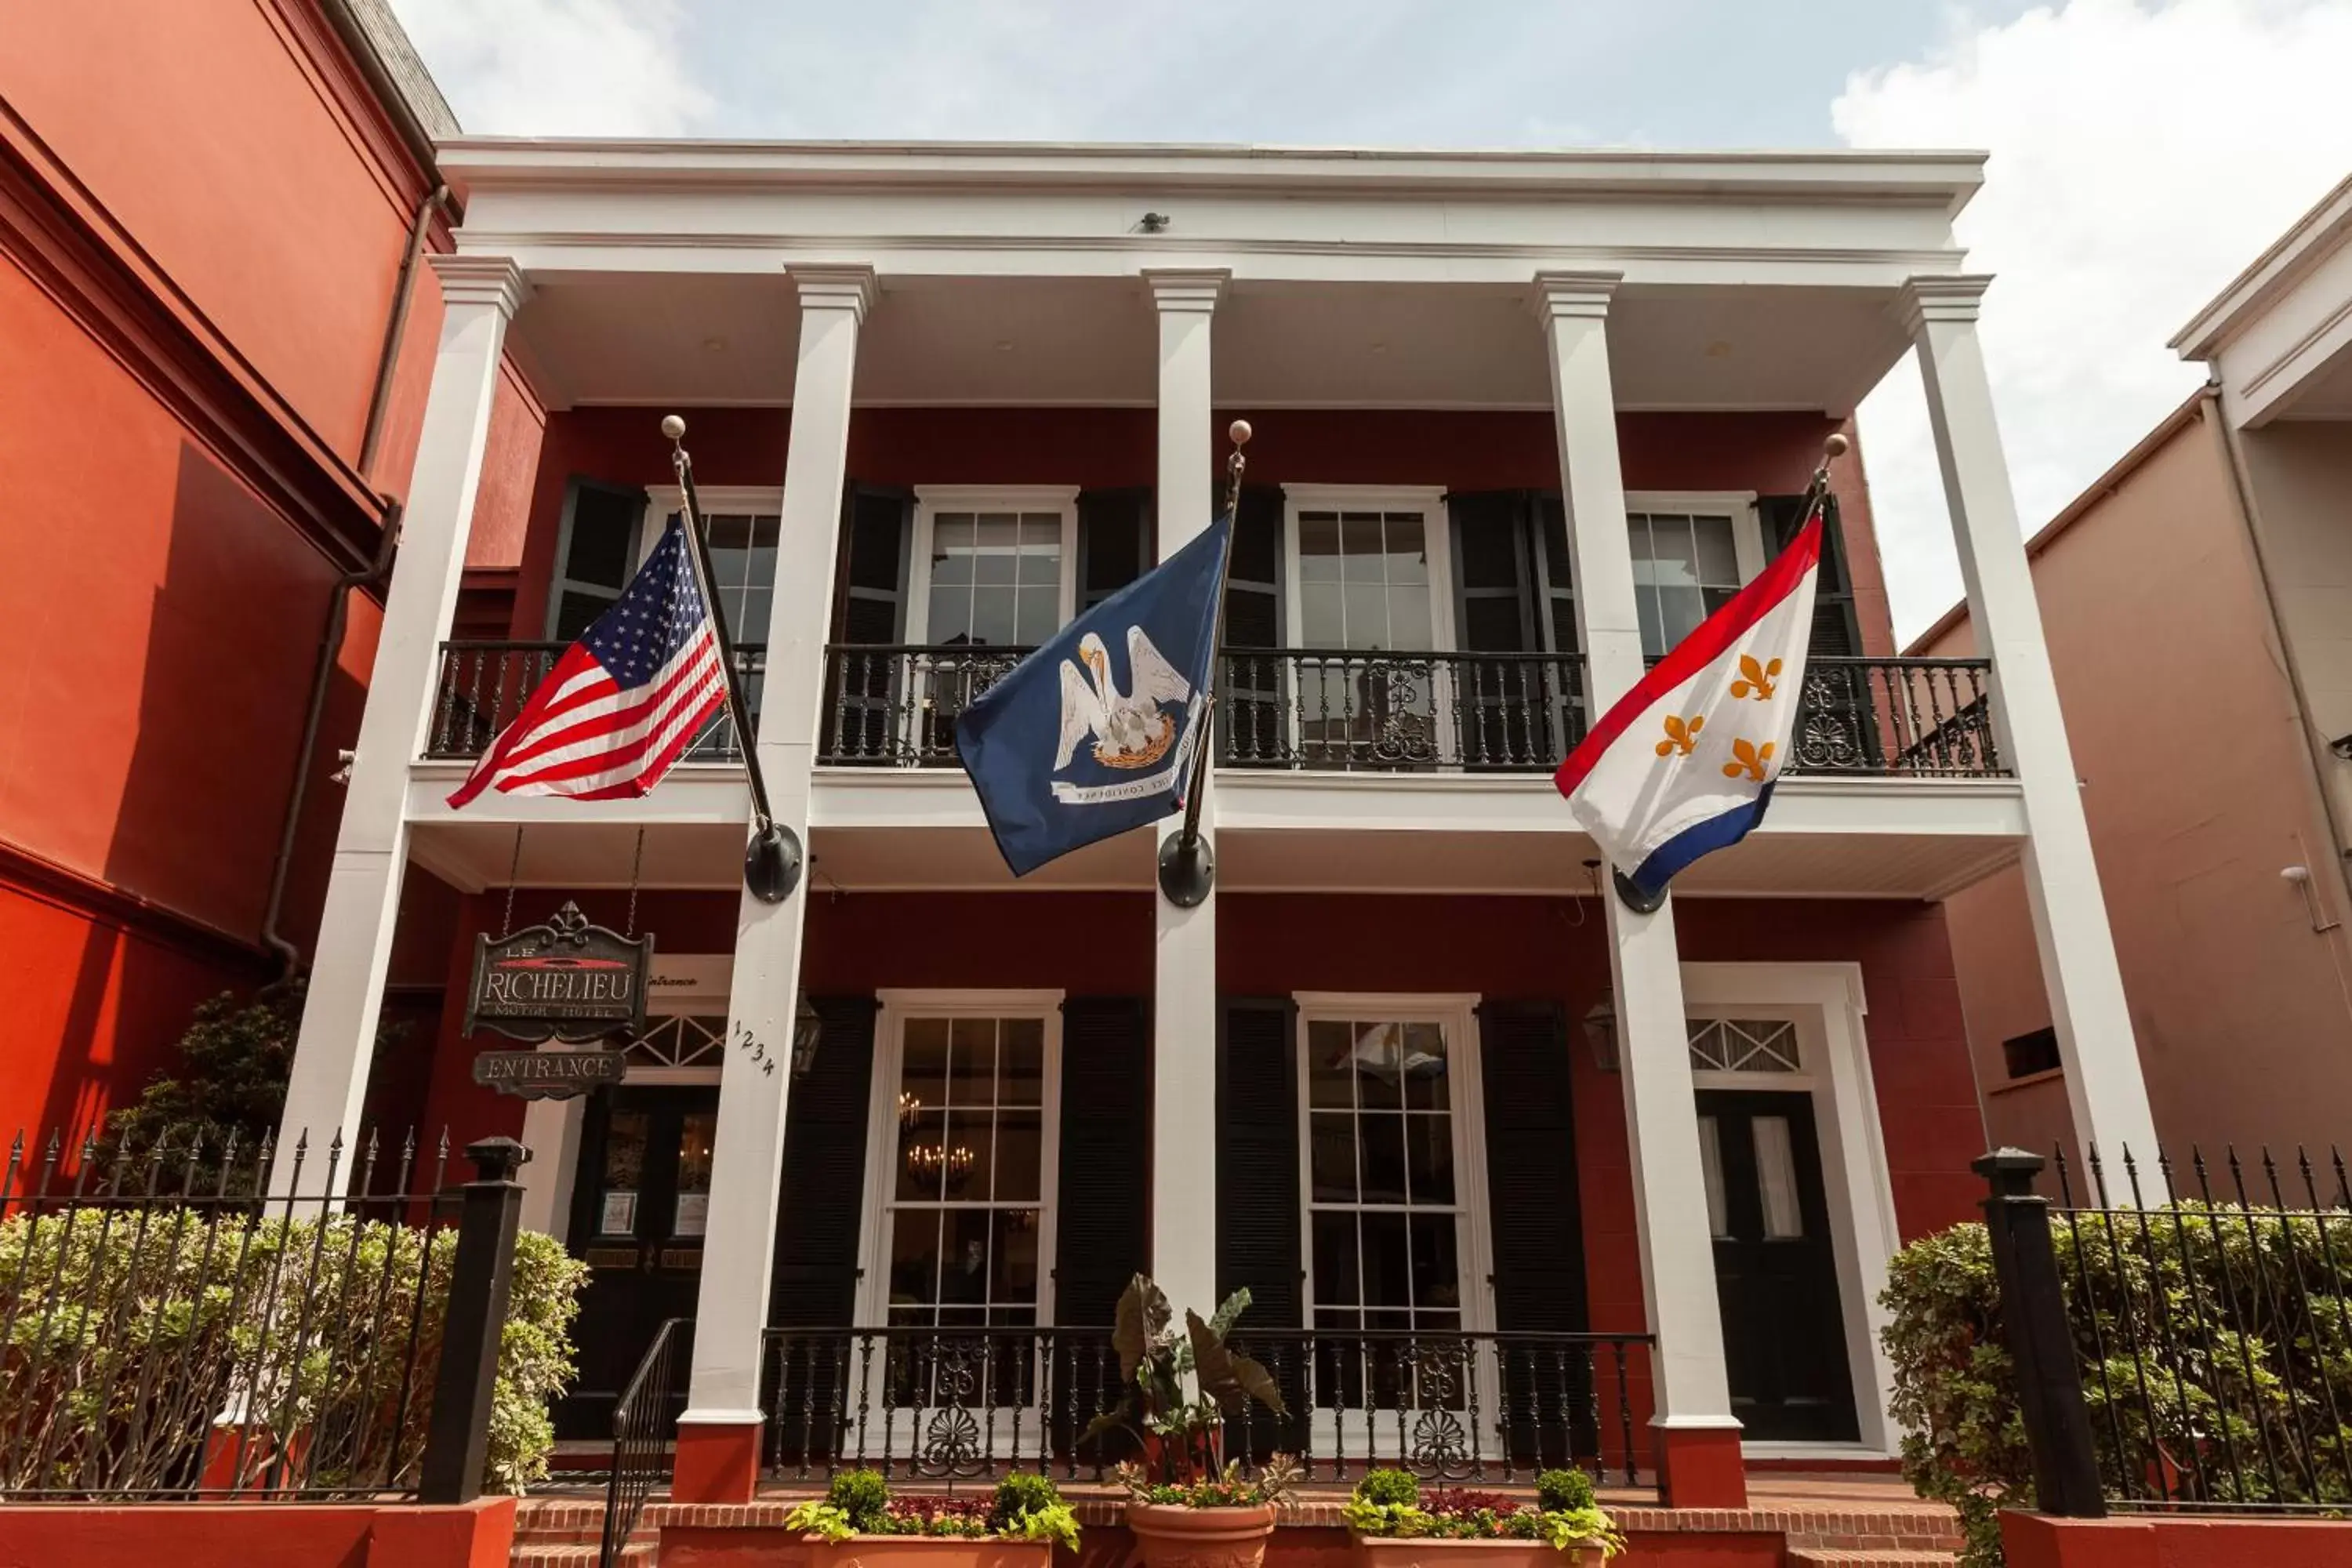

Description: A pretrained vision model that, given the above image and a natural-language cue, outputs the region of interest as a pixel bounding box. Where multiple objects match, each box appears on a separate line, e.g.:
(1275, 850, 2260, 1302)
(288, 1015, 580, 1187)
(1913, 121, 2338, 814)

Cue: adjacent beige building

(1921, 176, 2352, 1162)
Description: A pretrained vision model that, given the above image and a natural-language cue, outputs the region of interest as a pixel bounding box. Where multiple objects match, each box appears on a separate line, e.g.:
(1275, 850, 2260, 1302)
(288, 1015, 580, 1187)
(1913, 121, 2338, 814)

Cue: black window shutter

(1054, 996, 1151, 1326)
(1476, 999, 1595, 1468)
(1221, 487, 1288, 767)
(1076, 488, 1154, 610)
(1761, 492, 1860, 658)
(831, 485, 914, 645)
(1216, 995, 1301, 1322)
(1532, 495, 1579, 656)
(768, 995, 879, 1328)
(1448, 491, 1537, 654)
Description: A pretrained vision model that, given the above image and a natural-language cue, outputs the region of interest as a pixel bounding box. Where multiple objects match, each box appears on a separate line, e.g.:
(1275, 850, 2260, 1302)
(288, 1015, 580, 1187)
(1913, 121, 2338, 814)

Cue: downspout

(260, 175, 448, 977)
(2204, 381, 2352, 985)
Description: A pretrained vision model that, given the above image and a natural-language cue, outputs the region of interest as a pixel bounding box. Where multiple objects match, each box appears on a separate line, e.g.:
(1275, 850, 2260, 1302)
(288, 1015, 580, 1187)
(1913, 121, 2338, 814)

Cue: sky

(389, 0, 2352, 642)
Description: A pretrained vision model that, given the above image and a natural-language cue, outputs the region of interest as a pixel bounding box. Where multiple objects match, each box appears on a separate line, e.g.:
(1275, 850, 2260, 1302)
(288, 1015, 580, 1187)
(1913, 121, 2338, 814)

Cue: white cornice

(788, 264, 877, 319)
(1895, 273, 1993, 334)
(1143, 267, 1229, 313)
(2172, 172, 2352, 360)
(1531, 269, 1624, 321)
(426, 252, 530, 316)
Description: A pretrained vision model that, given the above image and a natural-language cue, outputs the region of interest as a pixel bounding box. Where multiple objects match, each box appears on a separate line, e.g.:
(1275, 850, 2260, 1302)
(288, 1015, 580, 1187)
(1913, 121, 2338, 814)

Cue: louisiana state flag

(1555, 508, 1824, 909)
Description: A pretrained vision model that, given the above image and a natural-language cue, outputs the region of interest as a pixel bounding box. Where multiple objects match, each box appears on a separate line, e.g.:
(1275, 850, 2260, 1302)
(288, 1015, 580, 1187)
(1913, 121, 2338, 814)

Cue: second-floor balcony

(427, 640, 2006, 779)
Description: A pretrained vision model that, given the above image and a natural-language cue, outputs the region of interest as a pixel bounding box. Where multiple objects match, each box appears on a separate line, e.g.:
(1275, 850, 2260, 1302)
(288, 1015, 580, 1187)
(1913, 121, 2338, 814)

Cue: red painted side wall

(508, 406, 1896, 655)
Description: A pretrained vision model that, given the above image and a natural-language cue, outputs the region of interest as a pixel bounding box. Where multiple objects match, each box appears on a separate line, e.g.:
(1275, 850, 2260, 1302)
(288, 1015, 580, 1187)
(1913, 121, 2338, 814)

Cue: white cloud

(392, 0, 711, 137)
(1835, 0, 2352, 644)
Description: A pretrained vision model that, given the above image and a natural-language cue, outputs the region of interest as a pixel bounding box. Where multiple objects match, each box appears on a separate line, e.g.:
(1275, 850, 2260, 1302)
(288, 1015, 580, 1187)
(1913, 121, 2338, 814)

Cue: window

(876, 1010, 1055, 1329)
(1623, 496, 1765, 659)
(548, 482, 646, 641)
(906, 488, 1079, 649)
(2002, 1026, 2062, 1080)
(1283, 488, 1455, 653)
(1301, 1007, 1480, 1336)
(1688, 1018, 1802, 1074)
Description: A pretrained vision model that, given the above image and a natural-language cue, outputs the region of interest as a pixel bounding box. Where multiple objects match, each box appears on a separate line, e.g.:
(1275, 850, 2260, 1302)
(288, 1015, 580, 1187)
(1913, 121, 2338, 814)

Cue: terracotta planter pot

(1126, 1502, 1279, 1568)
(809, 1536, 1056, 1568)
(1350, 1531, 1603, 1568)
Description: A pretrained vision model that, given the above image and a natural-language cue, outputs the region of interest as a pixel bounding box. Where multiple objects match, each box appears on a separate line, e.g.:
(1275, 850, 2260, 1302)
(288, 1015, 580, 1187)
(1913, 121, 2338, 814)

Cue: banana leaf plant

(1083, 1273, 1288, 1487)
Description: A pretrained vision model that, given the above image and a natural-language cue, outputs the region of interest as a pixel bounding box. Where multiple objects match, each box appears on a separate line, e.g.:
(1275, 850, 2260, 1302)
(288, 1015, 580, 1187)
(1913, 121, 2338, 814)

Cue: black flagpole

(663, 415, 800, 904)
(1156, 419, 1250, 908)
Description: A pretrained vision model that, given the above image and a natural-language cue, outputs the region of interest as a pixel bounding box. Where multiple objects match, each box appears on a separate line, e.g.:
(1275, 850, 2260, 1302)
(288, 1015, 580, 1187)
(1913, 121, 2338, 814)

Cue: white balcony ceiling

(510, 273, 1912, 416)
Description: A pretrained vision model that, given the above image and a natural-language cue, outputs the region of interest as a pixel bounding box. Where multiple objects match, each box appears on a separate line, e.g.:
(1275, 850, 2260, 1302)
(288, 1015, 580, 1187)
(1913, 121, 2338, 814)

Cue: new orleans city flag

(1555, 508, 1824, 909)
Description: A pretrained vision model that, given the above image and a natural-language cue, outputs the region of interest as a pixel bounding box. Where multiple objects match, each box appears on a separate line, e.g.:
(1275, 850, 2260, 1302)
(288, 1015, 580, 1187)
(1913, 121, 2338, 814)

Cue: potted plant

(1087, 1274, 1301, 1568)
(1343, 1468, 1624, 1567)
(785, 1468, 1082, 1568)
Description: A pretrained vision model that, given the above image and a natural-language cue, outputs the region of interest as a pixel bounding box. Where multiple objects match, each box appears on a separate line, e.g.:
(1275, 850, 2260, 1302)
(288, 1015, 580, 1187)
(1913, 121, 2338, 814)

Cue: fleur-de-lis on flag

(1722, 737, 1775, 783)
(1654, 714, 1704, 757)
(1729, 654, 1781, 701)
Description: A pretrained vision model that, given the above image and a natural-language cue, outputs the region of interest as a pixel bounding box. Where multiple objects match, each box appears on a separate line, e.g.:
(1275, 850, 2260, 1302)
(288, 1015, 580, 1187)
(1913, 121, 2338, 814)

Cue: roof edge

(2171, 172, 2352, 361)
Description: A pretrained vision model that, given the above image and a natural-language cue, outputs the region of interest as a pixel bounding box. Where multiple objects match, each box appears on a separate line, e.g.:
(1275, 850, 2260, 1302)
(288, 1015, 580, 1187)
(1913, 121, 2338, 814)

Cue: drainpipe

(359, 183, 448, 482)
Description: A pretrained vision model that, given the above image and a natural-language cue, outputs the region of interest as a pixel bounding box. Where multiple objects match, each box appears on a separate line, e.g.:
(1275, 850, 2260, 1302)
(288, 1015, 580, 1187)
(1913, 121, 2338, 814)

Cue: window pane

(928, 585, 971, 643)
(1014, 586, 1058, 644)
(931, 517, 975, 584)
(898, 1109, 947, 1201)
(1387, 584, 1433, 649)
(1627, 515, 1659, 586)
(943, 1107, 993, 1199)
(1383, 514, 1428, 585)
(1405, 1114, 1455, 1204)
(1361, 1213, 1412, 1306)
(1355, 1024, 1404, 1109)
(1344, 583, 1390, 648)
(889, 1210, 943, 1306)
(1300, 581, 1345, 646)
(1341, 514, 1385, 582)
(902, 1019, 949, 1114)
(1754, 1116, 1805, 1239)
(1697, 1116, 1729, 1240)
(1410, 1213, 1461, 1312)
(706, 513, 756, 562)
(1693, 516, 1740, 585)
(966, 589, 1018, 648)
(1650, 516, 1700, 590)
(1299, 513, 1342, 582)
(993, 1209, 1042, 1303)
(994, 1109, 1042, 1203)
(564, 490, 639, 587)
(1660, 586, 1706, 648)
(972, 515, 1020, 584)
(941, 1210, 993, 1305)
(1309, 1112, 1358, 1202)
(999, 1018, 1043, 1105)
(1401, 1023, 1449, 1109)
(1312, 1212, 1361, 1306)
(949, 1020, 996, 1105)
(1018, 513, 1060, 549)
(1308, 1021, 1356, 1108)
(1359, 1113, 1407, 1203)
(735, 587, 772, 644)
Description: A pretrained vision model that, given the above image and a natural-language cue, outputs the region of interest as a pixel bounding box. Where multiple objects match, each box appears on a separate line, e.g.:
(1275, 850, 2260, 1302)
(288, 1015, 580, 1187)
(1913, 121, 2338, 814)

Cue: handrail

(601, 1317, 690, 1568)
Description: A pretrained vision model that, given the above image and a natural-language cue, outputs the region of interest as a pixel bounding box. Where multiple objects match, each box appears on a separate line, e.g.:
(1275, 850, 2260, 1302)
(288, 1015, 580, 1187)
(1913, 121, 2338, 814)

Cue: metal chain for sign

(625, 825, 645, 938)
(502, 824, 524, 938)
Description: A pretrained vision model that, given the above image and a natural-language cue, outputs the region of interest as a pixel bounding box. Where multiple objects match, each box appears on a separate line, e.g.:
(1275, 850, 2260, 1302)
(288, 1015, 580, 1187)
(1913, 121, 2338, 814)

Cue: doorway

(556, 1083, 720, 1440)
(1696, 1087, 1858, 1443)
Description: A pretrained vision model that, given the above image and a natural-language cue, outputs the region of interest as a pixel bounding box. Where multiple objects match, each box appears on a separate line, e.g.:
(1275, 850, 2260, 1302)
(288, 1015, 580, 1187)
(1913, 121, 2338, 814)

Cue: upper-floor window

(1624, 497, 1766, 659)
(1282, 486, 1455, 652)
(641, 485, 783, 647)
(904, 487, 1080, 649)
(548, 481, 646, 641)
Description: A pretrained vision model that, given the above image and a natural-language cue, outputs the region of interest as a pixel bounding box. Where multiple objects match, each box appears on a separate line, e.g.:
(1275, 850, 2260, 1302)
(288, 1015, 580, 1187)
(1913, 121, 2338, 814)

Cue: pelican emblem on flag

(1055, 627, 1192, 772)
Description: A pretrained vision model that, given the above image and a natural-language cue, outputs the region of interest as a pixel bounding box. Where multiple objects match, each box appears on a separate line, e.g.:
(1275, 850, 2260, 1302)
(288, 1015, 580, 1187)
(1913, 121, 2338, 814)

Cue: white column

(681, 268, 875, 1439)
(1145, 269, 1226, 1314)
(1535, 274, 1741, 1459)
(1902, 276, 2161, 1160)
(274, 256, 528, 1188)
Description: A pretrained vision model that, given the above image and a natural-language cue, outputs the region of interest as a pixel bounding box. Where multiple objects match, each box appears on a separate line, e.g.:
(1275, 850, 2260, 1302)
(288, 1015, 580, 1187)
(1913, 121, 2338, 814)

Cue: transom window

(1688, 1018, 1802, 1074)
(882, 1014, 1050, 1329)
(623, 1014, 728, 1072)
(906, 488, 1080, 650)
(1302, 1011, 1474, 1336)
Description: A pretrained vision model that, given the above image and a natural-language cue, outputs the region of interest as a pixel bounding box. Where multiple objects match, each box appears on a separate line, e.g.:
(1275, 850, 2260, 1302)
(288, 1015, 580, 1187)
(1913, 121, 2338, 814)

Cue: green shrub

(1534, 1468, 1594, 1512)
(1882, 1207, 2352, 1568)
(992, 1470, 1064, 1529)
(828, 1467, 894, 1530)
(0, 1207, 586, 1496)
(1355, 1467, 1421, 1507)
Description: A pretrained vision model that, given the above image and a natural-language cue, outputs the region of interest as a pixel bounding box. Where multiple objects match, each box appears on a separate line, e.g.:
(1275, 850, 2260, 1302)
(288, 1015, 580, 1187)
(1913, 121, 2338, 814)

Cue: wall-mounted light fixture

(1582, 994, 1619, 1073)
(791, 996, 825, 1078)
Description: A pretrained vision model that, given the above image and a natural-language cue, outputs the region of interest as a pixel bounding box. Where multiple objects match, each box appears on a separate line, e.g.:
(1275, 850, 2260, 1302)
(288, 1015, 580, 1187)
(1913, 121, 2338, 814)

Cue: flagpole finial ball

(1229, 419, 1252, 446)
(660, 415, 687, 441)
(1823, 432, 1849, 460)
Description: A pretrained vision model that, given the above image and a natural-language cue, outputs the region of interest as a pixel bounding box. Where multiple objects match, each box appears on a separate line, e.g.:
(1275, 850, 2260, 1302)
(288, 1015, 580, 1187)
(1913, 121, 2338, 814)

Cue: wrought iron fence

(602, 1317, 689, 1567)
(426, 641, 766, 762)
(751, 1324, 1653, 1489)
(820, 644, 1034, 767)
(1218, 651, 1585, 771)
(1984, 1142, 2352, 1517)
(0, 1127, 463, 1500)
(1791, 657, 2003, 777)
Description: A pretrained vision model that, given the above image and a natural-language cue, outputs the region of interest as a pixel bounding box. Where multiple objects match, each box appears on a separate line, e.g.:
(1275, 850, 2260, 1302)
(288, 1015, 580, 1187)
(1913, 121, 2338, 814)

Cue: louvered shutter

(1221, 486, 1288, 766)
(1054, 997, 1150, 1326)
(827, 486, 915, 764)
(1760, 492, 1860, 658)
(1076, 488, 1154, 610)
(768, 996, 878, 1327)
(1476, 1000, 1595, 1466)
(1217, 996, 1303, 1462)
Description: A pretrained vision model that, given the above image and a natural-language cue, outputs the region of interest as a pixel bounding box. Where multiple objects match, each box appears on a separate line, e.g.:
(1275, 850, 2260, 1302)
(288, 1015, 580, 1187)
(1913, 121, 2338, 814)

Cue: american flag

(447, 518, 729, 808)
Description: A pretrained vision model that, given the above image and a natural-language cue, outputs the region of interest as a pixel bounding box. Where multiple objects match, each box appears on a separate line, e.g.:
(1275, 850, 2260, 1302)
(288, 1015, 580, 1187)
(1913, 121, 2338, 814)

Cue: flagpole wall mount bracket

(746, 822, 803, 904)
(1157, 831, 1214, 909)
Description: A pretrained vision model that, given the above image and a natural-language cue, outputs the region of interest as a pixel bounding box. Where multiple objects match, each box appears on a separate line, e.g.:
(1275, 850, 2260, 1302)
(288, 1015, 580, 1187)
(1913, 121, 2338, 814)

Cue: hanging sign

(471, 1047, 630, 1099)
(465, 899, 654, 1044)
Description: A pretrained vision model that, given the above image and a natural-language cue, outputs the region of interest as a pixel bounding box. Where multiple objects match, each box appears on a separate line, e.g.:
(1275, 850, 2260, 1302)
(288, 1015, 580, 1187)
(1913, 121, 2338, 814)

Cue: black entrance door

(557, 1084, 719, 1440)
(1696, 1088, 1857, 1443)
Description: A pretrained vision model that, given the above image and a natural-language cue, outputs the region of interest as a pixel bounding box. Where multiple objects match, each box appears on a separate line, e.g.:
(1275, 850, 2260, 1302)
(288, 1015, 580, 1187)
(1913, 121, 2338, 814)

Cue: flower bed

(1342, 1468, 1623, 1565)
(784, 1469, 1080, 1558)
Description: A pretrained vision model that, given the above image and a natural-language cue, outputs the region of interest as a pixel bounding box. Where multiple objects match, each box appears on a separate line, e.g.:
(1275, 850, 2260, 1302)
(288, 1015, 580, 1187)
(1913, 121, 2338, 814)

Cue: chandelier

(904, 1142, 977, 1183)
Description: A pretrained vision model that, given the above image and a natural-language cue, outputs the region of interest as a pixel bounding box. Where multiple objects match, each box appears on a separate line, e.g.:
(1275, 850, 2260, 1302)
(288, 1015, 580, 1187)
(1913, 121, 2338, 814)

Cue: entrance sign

(471, 1047, 630, 1100)
(466, 900, 654, 1044)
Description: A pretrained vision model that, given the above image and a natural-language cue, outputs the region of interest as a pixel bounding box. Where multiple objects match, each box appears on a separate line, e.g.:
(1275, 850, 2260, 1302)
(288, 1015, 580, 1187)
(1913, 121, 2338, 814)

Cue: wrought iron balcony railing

(745, 1323, 1656, 1488)
(427, 641, 2005, 780)
(426, 640, 766, 763)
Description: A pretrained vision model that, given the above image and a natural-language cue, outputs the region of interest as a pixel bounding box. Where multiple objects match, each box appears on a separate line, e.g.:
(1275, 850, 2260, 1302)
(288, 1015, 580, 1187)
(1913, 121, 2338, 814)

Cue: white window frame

(1279, 485, 1458, 652)
(903, 486, 1081, 648)
(856, 989, 1067, 1332)
(1679, 961, 1900, 1460)
(1291, 991, 1497, 1457)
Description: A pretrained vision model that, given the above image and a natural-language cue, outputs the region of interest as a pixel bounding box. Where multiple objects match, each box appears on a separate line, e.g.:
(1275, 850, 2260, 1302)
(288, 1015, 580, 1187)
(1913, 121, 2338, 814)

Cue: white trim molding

(1679, 960, 1900, 1457)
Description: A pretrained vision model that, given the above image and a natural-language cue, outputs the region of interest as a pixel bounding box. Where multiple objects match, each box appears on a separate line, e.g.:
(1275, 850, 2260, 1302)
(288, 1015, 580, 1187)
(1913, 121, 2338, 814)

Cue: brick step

(1786, 1552, 1959, 1567)
(510, 1545, 656, 1568)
